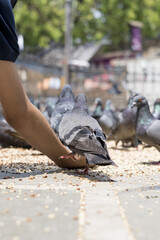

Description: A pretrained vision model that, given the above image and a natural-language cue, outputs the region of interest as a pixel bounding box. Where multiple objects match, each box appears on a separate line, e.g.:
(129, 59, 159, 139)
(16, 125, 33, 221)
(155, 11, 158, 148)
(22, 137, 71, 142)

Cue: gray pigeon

(50, 84, 76, 135)
(152, 98, 160, 120)
(107, 91, 139, 147)
(131, 95, 160, 152)
(58, 94, 116, 173)
(90, 98, 104, 119)
(0, 118, 31, 148)
(42, 105, 55, 123)
(98, 99, 118, 138)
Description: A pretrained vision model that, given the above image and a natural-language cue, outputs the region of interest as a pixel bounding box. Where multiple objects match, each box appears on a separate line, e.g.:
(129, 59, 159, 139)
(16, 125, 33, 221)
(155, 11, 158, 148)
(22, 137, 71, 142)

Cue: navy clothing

(0, 0, 20, 62)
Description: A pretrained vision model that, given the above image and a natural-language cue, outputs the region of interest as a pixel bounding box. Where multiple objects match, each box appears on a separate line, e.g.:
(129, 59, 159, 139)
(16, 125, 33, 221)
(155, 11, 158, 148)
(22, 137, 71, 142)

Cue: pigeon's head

(131, 92, 139, 98)
(74, 94, 89, 113)
(127, 92, 140, 108)
(60, 84, 72, 97)
(131, 95, 148, 109)
(59, 84, 75, 101)
(128, 90, 138, 98)
(105, 99, 113, 110)
(154, 98, 160, 106)
(76, 94, 87, 104)
(92, 98, 103, 113)
(94, 98, 102, 106)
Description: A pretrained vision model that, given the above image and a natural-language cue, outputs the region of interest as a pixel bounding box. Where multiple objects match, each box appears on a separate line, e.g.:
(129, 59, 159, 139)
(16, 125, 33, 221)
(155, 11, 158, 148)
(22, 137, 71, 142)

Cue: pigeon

(0, 118, 31, 148)
(50, 84, 76, 135)
(107, 91, 139, 147)
(0, 104, 30, 148)
(107, 82, 121, 94)
(152, 98, 160, 120)
(131, 94, 160, 152)
(97, 99, 118, 138)
(58, 94, 116, 174)
(42, 104, 55, 123)
(90, 98, 104, 120)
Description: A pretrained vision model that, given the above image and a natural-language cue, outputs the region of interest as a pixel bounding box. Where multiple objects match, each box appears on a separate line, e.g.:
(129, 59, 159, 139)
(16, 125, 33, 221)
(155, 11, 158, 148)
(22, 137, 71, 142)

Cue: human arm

(0, 61, 86, 169)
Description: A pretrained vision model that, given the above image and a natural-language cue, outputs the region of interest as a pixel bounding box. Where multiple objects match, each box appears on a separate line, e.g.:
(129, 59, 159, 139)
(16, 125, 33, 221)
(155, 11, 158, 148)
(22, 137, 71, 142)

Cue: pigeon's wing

(94, 129, 107, 148)
(69, 126, 107, 156)
(84, 152, 115, 166)
(69, 127, 116, 166)
(121, 108, 135, 124)
(50, 103, 74, 133)
(146, 120, 160, 144)
(99, 113, 114, 128)
(50, 106, 64, 132)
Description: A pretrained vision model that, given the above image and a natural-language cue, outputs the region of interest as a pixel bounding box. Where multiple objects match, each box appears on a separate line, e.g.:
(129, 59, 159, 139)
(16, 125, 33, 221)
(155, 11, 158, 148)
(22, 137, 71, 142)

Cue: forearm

(15, 103, 86, 168)
(0, 61, 86, 168)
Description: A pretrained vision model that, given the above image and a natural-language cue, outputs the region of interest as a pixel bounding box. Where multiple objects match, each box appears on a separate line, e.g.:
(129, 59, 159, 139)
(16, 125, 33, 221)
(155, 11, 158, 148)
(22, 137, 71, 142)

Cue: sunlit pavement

(0, 141, 160, 240)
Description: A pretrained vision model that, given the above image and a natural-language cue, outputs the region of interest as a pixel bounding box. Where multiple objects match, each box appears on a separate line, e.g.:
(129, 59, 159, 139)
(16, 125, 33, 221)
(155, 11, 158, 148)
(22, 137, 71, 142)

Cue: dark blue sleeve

(0, 0, 20, 62)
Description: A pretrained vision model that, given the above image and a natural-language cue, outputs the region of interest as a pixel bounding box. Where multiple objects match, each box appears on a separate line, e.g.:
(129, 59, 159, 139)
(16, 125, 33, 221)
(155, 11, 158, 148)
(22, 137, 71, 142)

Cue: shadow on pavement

(140, 160, 160, 165)
(0, 162, 116, 182)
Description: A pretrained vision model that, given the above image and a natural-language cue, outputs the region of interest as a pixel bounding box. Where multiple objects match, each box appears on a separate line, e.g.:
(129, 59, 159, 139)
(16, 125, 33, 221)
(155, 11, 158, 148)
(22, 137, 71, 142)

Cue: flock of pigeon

(48, 85, 160, 173)
(1, 84, 160, 173)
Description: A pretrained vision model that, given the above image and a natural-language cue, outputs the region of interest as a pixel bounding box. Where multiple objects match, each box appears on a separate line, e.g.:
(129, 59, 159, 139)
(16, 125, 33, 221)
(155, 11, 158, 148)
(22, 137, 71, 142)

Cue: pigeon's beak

(131, 101, 137, 108)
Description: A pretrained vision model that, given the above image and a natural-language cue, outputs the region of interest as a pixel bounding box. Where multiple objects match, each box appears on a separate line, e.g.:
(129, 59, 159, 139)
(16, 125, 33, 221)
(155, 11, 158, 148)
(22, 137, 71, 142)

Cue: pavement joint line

(77, 189, 86, 240)
(113, 187, 136, 240)
(0, 185, 79, 191)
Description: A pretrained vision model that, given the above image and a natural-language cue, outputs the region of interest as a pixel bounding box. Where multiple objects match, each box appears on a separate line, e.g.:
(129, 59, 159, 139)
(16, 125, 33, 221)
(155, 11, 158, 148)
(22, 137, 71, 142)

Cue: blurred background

(13, 0, 160, 109)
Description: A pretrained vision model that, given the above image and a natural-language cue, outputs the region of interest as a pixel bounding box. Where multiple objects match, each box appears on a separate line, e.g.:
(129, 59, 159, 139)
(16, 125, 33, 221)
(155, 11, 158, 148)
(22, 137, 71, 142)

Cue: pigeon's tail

(84, 153, 117, 167)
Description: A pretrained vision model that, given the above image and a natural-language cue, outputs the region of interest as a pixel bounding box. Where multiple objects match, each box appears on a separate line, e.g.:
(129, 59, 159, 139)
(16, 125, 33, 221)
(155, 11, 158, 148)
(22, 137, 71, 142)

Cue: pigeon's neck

(126, 97, 134, 109)
(105, 104, 110, 110)
(154, 104, 160, 114)
(136, 104, 153, 127)
(94, 105, 103, 115)
(127, 96, 133, 107)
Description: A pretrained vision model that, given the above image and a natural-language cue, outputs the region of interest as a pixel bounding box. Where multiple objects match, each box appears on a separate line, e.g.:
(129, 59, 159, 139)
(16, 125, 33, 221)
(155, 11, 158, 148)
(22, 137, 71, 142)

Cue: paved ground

(0, 141, 160, 240)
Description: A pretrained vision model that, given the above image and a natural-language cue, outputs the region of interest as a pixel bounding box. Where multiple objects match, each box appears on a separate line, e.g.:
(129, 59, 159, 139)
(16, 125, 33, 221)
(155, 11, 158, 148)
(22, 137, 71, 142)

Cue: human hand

(57, 153, 86, 169)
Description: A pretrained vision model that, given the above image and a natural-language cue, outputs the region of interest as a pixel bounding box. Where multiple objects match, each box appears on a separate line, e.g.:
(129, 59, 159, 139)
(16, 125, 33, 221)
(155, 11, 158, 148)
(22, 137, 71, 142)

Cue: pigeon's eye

(139, 98, 142, 103)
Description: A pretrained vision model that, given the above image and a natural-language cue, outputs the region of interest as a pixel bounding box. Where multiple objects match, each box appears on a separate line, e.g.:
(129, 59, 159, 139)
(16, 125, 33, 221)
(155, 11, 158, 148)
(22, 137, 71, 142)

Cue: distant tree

(100, 0, 160, 49)
(72, 0, 104, 44)
(13, 0, 160, 51)
(14, 0, 65, 51)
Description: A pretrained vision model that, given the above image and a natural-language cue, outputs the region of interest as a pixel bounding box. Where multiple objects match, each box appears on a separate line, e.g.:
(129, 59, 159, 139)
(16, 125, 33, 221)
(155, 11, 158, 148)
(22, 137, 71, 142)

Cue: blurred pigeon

(131, 95, 160, 153)
(42, 105, 55, 123)
(50, 84, 76, 135)
(0, 104, 30, 148)
(98, 99, 118, 138)
(105, 99, 115, 111)
(152, 98, 160, 120)
(108, 91, 139, 147)
(108, 82, 121, 94)
(58, 94, 116, 174)
(0, 118, 31, 148)
(90, 98, 104, 119)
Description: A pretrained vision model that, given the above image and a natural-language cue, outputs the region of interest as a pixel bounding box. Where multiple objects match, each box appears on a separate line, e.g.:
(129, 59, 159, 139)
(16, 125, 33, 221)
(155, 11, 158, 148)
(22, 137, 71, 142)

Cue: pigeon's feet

(76, 166, 89, 175)
(59, 153, 76, 161)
